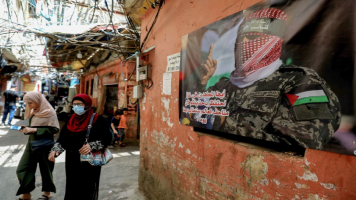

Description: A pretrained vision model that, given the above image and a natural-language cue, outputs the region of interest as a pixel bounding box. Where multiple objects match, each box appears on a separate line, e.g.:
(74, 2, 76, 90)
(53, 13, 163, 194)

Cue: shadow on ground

(0, 118, 146, 200)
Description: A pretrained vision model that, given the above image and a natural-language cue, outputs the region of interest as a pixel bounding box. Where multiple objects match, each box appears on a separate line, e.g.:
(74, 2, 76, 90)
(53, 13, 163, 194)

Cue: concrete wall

(138, 0, 356, 199)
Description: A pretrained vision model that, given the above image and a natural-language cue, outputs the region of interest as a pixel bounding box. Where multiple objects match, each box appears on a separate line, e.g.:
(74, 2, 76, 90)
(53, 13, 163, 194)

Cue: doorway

(103, 85, 118, 117)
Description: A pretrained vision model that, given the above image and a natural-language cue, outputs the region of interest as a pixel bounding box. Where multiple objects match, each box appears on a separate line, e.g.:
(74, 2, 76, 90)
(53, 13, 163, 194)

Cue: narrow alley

(0, 118, 145, 200)
(0, 0, 355, 199)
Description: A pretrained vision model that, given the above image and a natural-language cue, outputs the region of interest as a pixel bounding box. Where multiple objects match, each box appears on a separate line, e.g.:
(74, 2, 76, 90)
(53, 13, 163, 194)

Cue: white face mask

(72, 105, 86, 115)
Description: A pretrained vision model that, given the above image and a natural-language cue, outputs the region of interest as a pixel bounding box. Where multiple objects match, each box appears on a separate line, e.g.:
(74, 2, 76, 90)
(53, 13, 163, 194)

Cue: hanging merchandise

(70, 77, 80, 87)
(51, 80, 56, 91)
(68, 87, 77, 102)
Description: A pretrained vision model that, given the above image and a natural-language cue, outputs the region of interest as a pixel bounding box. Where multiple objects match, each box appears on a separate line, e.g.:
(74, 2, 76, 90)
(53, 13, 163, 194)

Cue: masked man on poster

(195, 8, 341, 150)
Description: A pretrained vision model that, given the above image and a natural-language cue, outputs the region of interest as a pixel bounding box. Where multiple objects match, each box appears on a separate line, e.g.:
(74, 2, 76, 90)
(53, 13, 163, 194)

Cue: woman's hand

(20, 126, 37, 135)
(48, 151, 59, 162)
(113, 130, 118, 134)
(79, 144, 91, 154)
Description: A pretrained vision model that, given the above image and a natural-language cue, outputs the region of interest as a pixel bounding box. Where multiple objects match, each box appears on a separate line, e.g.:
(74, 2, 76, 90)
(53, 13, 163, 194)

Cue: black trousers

(16, 144, 56, 195)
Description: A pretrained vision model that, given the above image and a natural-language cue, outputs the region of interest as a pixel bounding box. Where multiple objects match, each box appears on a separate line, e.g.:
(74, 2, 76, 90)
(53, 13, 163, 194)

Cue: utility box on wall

(137, 65, 147, 81)
(136, 65, 151, 82)
(133, 85, 143, 98)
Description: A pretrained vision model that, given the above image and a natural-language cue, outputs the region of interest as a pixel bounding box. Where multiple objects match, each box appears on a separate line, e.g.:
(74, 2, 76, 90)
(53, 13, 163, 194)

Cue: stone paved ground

(0, 118, 146, 200)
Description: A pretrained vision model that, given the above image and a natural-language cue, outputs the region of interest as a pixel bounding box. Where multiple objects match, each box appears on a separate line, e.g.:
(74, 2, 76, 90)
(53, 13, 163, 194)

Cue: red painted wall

(80, 58, 138, 138)
(138, 0, 356, 199)
(81, 59, 131, 107)
(0, 78, 7, 113)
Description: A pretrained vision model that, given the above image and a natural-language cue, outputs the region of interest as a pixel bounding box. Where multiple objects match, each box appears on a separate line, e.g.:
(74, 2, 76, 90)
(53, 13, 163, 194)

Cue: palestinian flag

(286, 85, 329, 106)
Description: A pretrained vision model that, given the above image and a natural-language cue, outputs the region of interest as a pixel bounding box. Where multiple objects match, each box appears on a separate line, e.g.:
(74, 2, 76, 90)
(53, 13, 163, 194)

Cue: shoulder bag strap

(85, 113, 97, 143)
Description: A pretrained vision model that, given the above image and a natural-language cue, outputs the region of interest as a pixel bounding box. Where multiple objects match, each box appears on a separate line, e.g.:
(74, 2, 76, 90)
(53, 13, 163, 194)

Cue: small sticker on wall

(166, 53, 180, 72)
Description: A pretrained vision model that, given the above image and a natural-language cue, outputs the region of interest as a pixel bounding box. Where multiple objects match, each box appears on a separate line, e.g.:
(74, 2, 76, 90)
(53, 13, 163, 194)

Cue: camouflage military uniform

(197, 65, 341, 150)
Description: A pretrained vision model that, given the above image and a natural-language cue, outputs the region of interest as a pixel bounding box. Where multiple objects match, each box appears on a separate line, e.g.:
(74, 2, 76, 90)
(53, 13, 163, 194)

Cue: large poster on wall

(179, 0, 355, 155)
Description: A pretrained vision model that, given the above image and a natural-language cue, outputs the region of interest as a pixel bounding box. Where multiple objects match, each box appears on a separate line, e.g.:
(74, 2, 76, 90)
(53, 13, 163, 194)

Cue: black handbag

(30, 138, 54, 151)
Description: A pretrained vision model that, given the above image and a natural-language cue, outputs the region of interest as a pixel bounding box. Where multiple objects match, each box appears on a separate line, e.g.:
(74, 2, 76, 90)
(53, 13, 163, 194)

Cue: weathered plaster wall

(81, 59, 134, 107)
(138, 0, 356, 199)
(0, 78, 8, 112)
(0, 78, 8, 93)
(80, 58, 138, 138)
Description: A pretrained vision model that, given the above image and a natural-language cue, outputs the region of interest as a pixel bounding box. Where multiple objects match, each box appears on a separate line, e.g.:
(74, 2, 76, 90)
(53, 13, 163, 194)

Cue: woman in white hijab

(16, 91, 60, 200)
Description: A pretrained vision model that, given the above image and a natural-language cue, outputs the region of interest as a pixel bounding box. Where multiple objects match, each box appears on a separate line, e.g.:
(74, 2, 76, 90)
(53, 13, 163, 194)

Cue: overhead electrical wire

(5, 0, 15, 47)
(0, 0, 141, 71)
(0, 17, 130, 53)
(103, 0, 120, 59)
(69, 1, 78, 25)
(110, 1, 140, 82)
(89, 0, 98, 23)
(119, 2, 140, 43)
(1, 1, 133, 43)
(104, 0, 125, 57)
(126, 14, 140, 42)
(125, 0, 165, 88)
(138, 77, 153, 89)
(140, 0, 165, 50)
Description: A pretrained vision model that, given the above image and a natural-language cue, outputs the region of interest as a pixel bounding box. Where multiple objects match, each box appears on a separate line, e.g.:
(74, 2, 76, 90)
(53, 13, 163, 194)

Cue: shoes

(18, 196, 32, 200)
(5, 124, 11, 126)
(0, 123, 5, 126)
(37, 194, 52, 200)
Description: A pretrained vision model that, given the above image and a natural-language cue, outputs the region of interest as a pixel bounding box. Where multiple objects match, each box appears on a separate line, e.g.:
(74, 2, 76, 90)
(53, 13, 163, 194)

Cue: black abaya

(53, 116, 112, 200)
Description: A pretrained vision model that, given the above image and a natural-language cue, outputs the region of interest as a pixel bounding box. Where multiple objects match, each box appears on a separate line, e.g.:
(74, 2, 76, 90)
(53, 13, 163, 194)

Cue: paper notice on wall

(162, 73, 172, 95)
(93, 75, 99, 98)
(166, 53, 180, 72)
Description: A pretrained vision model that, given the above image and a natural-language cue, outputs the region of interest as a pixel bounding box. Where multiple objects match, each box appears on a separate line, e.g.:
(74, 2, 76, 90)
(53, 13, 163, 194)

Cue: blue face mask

(72, 105, 86, 115)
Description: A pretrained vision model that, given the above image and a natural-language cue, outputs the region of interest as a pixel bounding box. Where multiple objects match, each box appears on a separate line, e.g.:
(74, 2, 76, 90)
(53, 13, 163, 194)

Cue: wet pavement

(0, 118, 146, 200)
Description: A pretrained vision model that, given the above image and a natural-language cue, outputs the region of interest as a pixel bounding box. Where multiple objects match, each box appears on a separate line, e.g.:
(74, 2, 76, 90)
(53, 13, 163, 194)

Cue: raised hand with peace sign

(199, 44, 217, 85)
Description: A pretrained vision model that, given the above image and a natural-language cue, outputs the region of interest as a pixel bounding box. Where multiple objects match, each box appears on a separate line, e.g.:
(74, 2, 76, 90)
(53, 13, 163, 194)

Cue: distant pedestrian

(48, 94, 112, 200)
(1, 85, 20, 126)
(16, 91, 60, 200)
(42, 91, 49, 101)
(20, 91, 27, 101)
(48, 90, 57, 109)
(117, 108, 128, 147)
(111, 109, 123, 146)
